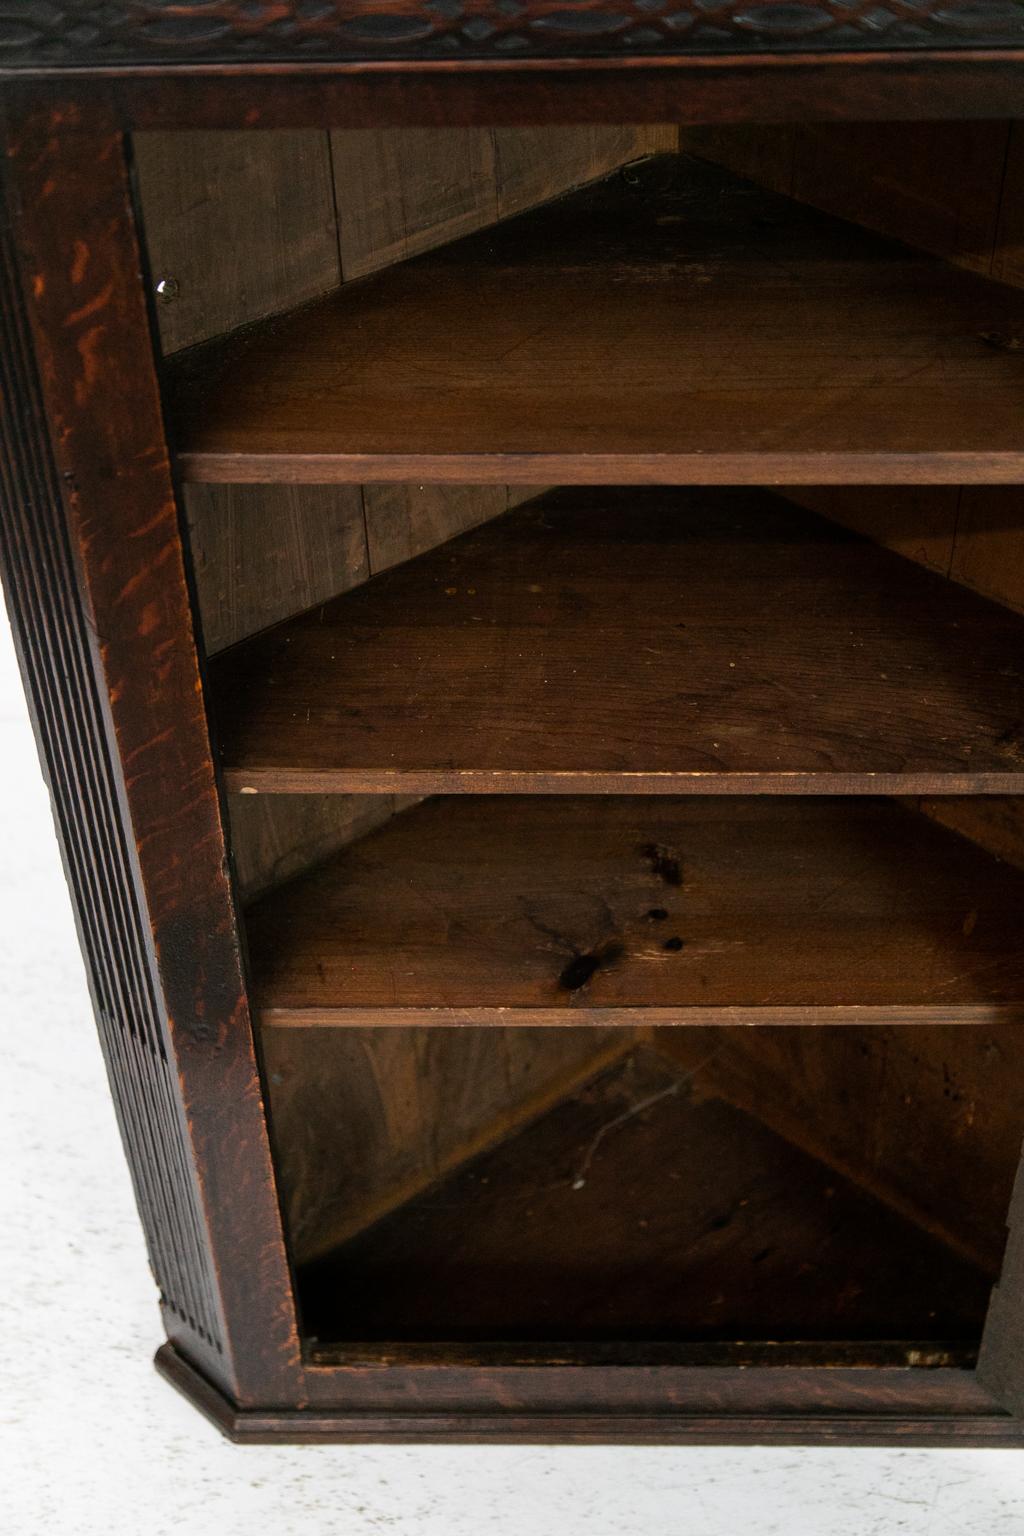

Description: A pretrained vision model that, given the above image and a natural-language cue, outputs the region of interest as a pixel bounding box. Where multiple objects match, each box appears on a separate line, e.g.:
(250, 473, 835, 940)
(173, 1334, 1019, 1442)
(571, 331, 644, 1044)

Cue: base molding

(154, 1345, 1024, 1447)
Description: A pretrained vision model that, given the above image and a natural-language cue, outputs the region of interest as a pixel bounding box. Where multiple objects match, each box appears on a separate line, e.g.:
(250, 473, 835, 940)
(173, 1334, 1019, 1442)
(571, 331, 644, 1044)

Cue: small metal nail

(155, 276, 180, 304)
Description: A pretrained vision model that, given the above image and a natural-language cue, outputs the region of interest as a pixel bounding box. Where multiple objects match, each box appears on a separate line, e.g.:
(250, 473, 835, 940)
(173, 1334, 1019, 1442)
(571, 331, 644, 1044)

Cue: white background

(3, 596, 1024, 1535)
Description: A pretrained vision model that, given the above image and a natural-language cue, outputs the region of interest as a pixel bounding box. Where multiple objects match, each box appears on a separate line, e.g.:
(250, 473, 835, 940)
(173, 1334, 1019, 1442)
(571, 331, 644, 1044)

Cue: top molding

(2, 1, 1024, 68)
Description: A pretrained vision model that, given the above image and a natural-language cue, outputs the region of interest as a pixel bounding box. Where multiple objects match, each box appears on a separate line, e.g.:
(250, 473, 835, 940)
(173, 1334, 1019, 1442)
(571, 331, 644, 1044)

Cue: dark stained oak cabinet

(6, 2, 1024, 1445)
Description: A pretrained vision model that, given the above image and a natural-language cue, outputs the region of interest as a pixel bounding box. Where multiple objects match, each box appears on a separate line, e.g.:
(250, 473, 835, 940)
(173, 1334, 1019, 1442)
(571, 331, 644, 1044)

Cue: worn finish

(156, 1340, 1024, 1444)
(0, 105, 301, 1405)
(227, 791, 421, 902)
(173, 157, 1024, 486)
(156, 1338, 1024, 1444)
(185, 482, 368, 655)
(212, 489, 1024, 796)
(245, 796, 1024, 1027)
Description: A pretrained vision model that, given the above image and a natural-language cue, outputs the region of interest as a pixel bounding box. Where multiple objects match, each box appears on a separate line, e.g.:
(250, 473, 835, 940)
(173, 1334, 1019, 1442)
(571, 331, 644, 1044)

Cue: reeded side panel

(0, 110, 302, 1405)
(0, 173, 226, 1368)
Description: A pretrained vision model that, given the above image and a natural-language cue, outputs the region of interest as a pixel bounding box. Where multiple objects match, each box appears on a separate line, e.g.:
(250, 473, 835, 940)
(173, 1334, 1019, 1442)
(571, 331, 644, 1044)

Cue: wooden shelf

(299, 1049, 991, 1346)
(245, 796, 1024, 1028)
(172, 156, 1024, 486)
(212, 490, 1024, 796)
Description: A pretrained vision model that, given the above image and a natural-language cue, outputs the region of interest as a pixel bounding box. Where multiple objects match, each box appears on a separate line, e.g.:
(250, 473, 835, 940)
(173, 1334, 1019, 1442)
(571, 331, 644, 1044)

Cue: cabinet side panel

(0, 153, 230, 1388)
(0, 108, 302, 1405)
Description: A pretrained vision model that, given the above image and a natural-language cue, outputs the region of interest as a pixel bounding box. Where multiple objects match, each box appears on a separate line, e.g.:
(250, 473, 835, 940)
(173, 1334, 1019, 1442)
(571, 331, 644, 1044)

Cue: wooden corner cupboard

(8, 4, 1024, 1447)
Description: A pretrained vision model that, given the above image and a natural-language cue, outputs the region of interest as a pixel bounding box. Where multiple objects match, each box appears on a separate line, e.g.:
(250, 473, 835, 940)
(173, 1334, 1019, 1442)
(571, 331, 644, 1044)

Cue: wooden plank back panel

(363, 484, 510, 575)
(679, 122, 1011, 277)
(492, 126, 677, 219)
(229, 793, 422, 903)
(672, 126, 1024, 1290)
(950, 488, 1024, 613)
(678, 126, 795, 196)
(991, 124, 1024, 291)
(185, 483, 368, 654)
(680, 123, 1024, 622)
(919, 798, 1024, 876)
(134, 130, 342, 355)
(655, 1026, 1024, 1278)
(262, 1025, 634, 1265)
(330, 128, 498, 280)
(789, 122, 1011, 278)
(779, 487, 960, 579)
(332, 126, 676, 281)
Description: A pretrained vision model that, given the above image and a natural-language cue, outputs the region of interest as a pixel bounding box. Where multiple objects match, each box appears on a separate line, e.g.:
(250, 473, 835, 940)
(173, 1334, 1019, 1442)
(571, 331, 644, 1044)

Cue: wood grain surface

(263, 1024, 631, 1264)
(211, 488, 1024, 796)
(173, 156, 1024, 486)
(185, 482, 369, 655)
(134, 129, 341, 354)
(245, 796, 1024, 1027)
(657, 1024, 1024, 1276)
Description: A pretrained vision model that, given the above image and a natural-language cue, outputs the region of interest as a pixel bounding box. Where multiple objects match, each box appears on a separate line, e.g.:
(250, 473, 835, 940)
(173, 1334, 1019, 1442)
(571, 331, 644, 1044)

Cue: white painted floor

(2, 599, 1023, 1536)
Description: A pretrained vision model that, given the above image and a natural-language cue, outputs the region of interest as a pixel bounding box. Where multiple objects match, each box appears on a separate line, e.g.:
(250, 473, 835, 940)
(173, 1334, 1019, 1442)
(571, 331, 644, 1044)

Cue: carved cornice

(1, 1, 1023, 67)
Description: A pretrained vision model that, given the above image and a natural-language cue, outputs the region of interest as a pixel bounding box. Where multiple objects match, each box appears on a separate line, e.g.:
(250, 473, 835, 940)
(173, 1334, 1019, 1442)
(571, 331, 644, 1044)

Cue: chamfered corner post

(0, 96, 303, 1410)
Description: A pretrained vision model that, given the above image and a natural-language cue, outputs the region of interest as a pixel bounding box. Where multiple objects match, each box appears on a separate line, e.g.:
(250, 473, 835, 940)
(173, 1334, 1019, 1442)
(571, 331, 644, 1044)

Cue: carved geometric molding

(1, 1, 1023, 66)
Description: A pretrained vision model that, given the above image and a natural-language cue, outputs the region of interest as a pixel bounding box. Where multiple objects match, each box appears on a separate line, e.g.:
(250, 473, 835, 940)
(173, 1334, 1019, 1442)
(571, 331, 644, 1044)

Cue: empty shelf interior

(211, 489, 1024, 796)
(297, 1045, 997, 1350)
(170, 131, 1024, 1378)
(171, 155, 1024, 485)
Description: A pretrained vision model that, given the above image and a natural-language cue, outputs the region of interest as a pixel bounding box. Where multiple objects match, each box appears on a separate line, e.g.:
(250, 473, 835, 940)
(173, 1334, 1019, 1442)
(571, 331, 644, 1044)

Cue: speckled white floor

(3, 601, 1024, 1536)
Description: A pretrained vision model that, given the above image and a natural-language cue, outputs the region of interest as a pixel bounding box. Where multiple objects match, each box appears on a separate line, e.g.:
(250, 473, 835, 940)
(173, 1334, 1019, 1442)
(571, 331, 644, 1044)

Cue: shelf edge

(225, 770, 1024, 796)
(256, 1005, 1024, 1030)
(180, 451, 1024, 487)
